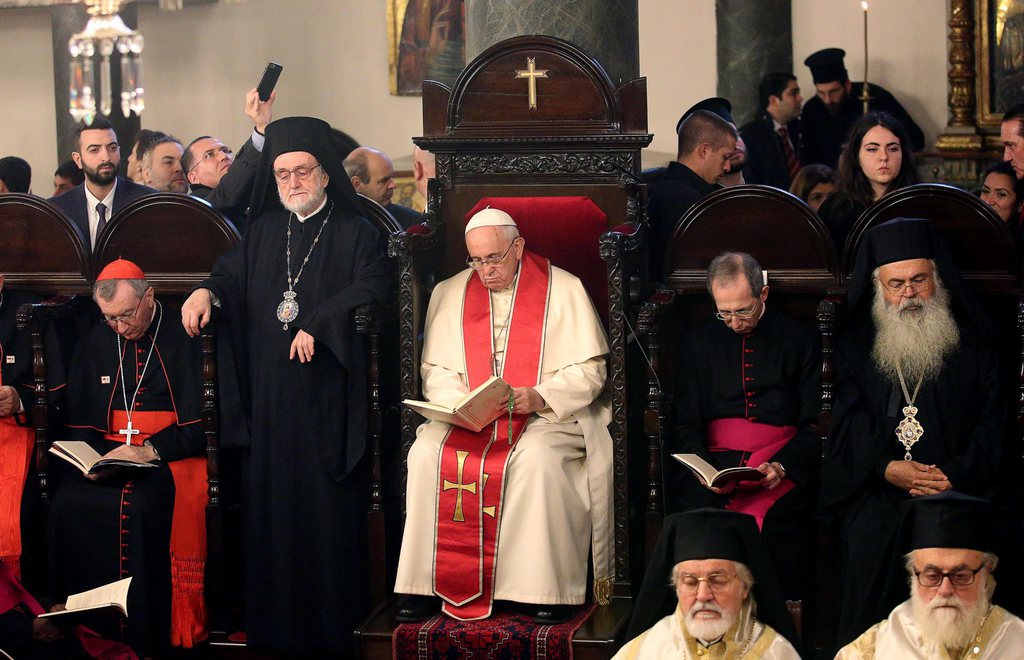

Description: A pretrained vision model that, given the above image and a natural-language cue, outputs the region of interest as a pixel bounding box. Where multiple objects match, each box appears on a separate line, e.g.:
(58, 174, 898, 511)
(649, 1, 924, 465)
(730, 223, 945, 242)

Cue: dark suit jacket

(740, 114, 802, 189)
(385, 202, 423, 230)
(49, 176, 156, 250)
(646, 161, 716, 279)
(189, 136, 261, 232)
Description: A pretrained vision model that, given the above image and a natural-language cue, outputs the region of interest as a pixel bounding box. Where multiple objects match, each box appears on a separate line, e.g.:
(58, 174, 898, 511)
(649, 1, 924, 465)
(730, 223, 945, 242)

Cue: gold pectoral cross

(515, 57, 548, 110)
(442, 450, 477, 522)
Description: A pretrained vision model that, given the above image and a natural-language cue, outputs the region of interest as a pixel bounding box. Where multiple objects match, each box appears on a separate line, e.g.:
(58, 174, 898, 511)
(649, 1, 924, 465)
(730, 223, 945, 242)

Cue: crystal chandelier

(68, 0, 144, 124)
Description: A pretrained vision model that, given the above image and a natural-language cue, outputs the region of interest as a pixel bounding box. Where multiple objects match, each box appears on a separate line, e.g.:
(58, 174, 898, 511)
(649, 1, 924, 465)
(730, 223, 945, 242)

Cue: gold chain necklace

(895, 363, 924, 461)
(276, 199, 334, 331)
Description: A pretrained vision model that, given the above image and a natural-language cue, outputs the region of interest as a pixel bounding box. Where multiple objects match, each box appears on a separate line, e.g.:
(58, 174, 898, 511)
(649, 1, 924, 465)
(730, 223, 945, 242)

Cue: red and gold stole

(104, 409, 208, 648)
(0, 356, 34, 579)
(433, 252, 551, 621)
(707, 418, 796, 529)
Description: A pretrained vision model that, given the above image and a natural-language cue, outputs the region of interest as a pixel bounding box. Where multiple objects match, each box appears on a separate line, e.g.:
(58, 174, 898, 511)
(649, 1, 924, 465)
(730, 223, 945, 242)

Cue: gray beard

(278, 187, 327, 217)
(871, 283, 960, 385)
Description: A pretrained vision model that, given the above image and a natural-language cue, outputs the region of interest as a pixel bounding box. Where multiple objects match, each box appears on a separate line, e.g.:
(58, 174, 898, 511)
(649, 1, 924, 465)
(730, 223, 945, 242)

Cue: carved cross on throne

(515, 56, 549, 110)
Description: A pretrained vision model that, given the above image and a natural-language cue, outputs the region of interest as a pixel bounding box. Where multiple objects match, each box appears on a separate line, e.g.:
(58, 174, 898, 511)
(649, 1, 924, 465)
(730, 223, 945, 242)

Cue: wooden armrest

(16, 296, 79, 329)
(355, 301, 399, 334)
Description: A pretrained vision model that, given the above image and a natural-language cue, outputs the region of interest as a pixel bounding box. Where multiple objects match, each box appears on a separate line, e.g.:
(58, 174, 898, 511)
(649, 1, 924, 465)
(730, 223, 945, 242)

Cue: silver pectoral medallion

(896, 404, 924, 461)
(276, 290, 299, 330)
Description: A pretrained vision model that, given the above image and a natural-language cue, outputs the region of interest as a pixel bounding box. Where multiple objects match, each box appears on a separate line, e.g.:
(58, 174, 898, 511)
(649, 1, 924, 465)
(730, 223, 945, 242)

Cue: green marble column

(465, 0, 638, 86)
(716, 0, 792, 126)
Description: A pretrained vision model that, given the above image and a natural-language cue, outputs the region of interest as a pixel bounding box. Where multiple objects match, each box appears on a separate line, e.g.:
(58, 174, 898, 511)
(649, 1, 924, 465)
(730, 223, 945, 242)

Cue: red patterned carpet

(393, 604, 596, 659)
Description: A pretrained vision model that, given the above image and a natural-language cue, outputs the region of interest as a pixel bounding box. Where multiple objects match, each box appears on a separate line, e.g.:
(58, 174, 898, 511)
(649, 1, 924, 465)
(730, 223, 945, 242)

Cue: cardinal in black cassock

(820, 218, 1006, 647)
(185, 116, 391, 654)
(50, 259, 206, 657)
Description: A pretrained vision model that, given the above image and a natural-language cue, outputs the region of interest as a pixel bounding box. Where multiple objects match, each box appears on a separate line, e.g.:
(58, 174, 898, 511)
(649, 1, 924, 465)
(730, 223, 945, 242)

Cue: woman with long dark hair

(979, 161, 1024, 239)
(818, 111, 919, 248)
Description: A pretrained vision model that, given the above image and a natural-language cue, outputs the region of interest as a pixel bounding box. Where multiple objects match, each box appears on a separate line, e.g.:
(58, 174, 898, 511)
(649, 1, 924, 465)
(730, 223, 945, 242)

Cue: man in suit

(344, 146, 422, 228)
(182, 87, 275, 231)
(740, 73, 804, 189)
(49, 117, 156, 249)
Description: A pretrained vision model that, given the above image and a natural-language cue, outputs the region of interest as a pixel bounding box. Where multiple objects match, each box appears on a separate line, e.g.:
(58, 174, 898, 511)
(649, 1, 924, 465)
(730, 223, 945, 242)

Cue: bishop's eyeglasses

(913, 564, 986, 588)
(273, 164, 322, 184)
(467, 239, 517, 270)
(676, 572, 737, 593)
(102, 296, 144, 325)
(715, 302, 759, 322)
(876, 273, 932, 296)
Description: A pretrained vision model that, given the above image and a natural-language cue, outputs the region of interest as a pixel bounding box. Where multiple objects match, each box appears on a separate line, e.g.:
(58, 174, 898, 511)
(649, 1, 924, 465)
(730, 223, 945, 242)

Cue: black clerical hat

(248, 116, 364, 219)
(899, 492, 995, 554)
(804, 47, 848, 84)
(625, 510, 797, 646)
(676, 97, 734, 133)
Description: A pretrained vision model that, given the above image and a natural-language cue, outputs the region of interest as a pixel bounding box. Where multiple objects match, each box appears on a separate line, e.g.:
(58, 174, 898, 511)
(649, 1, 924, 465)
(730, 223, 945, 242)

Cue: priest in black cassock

(821, 218, 1004, 647)
(801, 48, 925, 168)
(666, 252, 820, 602)
(182, 116, 391, 655)
(50, 259, 206, 657)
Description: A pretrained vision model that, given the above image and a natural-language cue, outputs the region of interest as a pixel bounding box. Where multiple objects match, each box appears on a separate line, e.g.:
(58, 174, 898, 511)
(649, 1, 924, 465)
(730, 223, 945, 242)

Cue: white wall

(0, 0, 952, 192)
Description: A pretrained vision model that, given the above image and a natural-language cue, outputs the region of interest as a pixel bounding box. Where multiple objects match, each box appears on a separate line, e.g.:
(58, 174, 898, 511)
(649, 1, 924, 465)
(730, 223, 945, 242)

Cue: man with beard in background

(821, 218, 1005, 647)
(50, 117, 155, 249)
(838, 493, 1024, 658)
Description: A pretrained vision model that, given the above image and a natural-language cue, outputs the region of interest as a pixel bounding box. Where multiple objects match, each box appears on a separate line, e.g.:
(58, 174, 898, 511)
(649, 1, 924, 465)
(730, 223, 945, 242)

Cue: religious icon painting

(387, 0, 467, 96)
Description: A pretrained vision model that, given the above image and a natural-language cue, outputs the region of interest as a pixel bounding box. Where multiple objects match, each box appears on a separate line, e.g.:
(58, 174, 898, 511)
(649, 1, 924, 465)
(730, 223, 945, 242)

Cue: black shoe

(396, 595, 440, 622)
(533, 604, 575, 625)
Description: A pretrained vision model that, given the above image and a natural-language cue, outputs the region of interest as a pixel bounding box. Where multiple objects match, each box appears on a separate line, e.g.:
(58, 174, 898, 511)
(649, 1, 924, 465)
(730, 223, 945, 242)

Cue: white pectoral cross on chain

(119, 420, 140, 444)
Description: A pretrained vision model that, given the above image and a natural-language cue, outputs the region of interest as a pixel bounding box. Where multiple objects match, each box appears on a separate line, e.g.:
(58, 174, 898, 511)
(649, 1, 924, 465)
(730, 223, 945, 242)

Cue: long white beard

(910, 586, 990, 652)
(684, 600, 737, 643)
(871, 281, 960, 385)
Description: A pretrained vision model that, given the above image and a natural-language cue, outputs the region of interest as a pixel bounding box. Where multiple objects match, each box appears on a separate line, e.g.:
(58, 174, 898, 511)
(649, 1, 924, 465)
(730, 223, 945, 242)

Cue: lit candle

(862, 2, 869, 85)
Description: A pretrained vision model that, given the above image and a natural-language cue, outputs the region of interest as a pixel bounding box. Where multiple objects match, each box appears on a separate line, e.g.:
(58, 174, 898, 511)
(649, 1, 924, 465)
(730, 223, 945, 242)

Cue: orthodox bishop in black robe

(50, 265, 205, 657)
(821, 218, 1005, 646)
(185, 116, 391, 654)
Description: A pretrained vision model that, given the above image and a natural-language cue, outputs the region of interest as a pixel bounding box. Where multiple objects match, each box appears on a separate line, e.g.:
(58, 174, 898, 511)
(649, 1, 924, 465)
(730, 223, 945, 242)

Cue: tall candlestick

(860, 1, 873, 113)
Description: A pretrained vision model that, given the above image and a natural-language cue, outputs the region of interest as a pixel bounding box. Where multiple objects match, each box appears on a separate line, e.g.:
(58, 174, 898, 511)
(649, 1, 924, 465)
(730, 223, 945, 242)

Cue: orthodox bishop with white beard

(838, 492, 1024, 659)
(821, 218, 1005, 646)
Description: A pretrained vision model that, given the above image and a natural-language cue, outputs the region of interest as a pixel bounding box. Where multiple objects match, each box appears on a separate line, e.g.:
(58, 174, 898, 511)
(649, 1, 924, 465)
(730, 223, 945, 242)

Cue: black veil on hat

(248, 116, 364, 219)
(625, 509, 797, 645)
(676, 97, 735, 133)
(844, 217, 989, 332)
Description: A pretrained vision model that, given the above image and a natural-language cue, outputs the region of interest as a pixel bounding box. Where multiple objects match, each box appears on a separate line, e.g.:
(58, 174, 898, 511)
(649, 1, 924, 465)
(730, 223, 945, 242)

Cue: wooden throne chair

(356, 34, 651, 659)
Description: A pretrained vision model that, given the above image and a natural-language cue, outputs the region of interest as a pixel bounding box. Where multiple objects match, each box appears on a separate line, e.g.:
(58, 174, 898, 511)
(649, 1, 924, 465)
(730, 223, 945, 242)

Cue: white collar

(84, 179, 117, 210)
(296, 195, 328, 223)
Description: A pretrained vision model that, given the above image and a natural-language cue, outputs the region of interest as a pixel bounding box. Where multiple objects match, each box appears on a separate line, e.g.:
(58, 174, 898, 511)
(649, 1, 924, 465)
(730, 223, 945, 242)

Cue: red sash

(106, 410, 208, 648)
(707, 418, 796, 529)
(434, 253, 550, 620)
(0, 358, 34, 579)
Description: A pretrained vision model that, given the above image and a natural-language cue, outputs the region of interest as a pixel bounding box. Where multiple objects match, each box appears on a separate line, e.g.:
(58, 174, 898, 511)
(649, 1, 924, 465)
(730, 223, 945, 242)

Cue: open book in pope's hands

(37, 577, 131, 623)
(403, 375, 513, 432)
(48, 440, 158, 476)
(672, 453, 765, 489)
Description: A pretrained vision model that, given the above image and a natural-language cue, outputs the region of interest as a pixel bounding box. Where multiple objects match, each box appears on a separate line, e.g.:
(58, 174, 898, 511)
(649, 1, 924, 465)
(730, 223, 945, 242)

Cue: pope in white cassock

(837, 492, 1024, 660)
(393, 207, 613, 624)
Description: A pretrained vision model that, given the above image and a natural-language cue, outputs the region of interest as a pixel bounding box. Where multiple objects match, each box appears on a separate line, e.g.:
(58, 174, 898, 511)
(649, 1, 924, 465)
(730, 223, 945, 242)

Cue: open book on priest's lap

(672, 453, 764, 489)
(37, 577, 131, 625)
(49, 440, 158, 476)
(403, 375, 512, 432)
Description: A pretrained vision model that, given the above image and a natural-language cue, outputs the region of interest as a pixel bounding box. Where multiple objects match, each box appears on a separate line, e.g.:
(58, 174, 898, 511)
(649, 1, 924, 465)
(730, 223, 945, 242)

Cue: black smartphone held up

(257, 62, 283, 102)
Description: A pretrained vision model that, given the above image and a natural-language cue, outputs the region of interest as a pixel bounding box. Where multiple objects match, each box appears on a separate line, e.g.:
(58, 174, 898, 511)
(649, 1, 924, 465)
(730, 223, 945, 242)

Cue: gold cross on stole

(515, 57, 548, 109)
(443, 450, 477, 522)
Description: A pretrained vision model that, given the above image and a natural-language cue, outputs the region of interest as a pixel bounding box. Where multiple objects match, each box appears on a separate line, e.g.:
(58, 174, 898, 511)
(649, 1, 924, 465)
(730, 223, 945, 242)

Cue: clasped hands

(0, 385, 21, 417)
(885, 460, 952, 496)
(708, 461, 785, 495)
(496, 387, 545, 415)
(181, 289, 317, 363)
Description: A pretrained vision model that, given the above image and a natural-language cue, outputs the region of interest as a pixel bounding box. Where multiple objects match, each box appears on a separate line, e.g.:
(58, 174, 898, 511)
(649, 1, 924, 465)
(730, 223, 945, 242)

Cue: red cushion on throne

(466, 197, 610, 321)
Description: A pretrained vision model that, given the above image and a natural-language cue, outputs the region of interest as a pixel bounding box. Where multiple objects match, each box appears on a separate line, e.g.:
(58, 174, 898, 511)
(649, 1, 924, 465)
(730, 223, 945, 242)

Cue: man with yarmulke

(393, 207, 613, 625)
(49, 258, 206, 656)
(801, 47, 924, 168)
(615, 509, 800, 658)
(838, 493, 1024, 658)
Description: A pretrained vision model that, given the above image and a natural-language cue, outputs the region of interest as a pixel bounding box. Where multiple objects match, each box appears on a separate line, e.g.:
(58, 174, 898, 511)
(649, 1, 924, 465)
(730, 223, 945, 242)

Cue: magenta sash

(707, 418, 796, 529)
